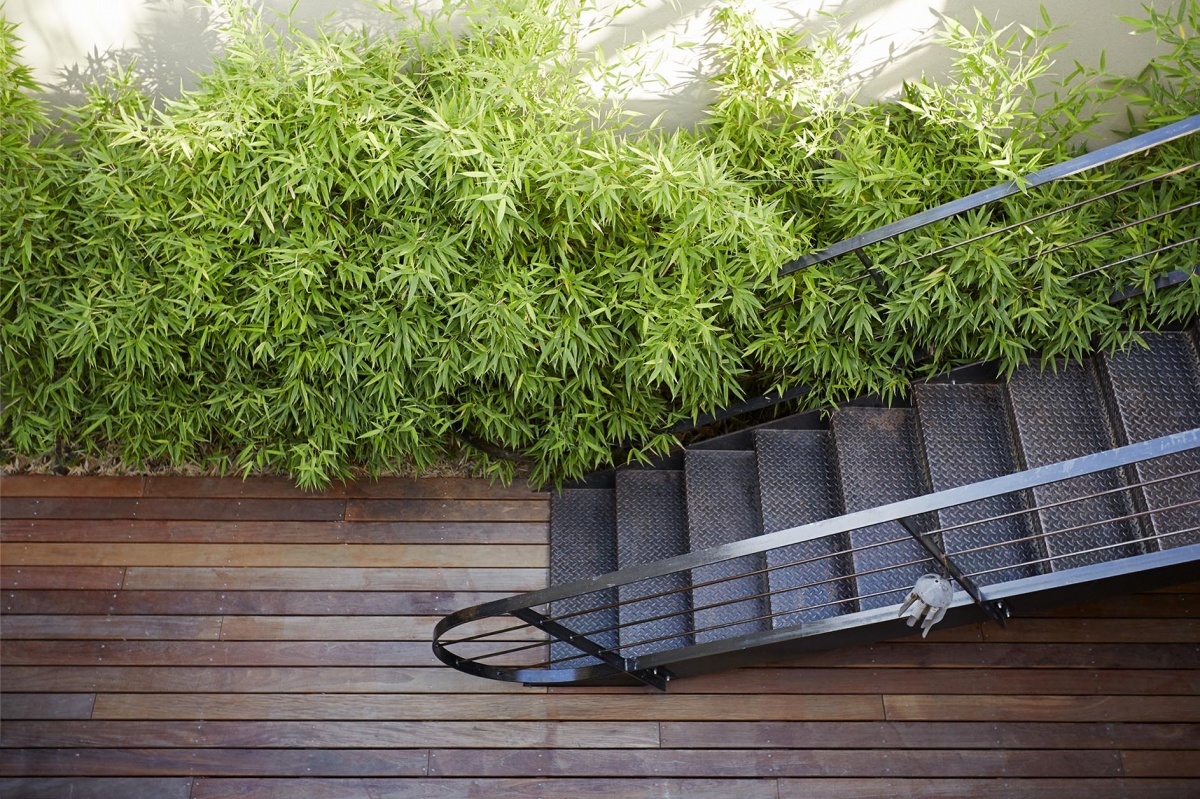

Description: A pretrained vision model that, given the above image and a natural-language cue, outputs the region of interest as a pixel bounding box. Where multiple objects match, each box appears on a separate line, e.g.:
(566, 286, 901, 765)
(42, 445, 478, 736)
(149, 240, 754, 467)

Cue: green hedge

(2, 0, 1199, 487)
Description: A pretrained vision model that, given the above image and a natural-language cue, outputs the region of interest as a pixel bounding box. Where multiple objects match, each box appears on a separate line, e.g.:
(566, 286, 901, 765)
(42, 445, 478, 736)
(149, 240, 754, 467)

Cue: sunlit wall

(4, 0, 1179, 131)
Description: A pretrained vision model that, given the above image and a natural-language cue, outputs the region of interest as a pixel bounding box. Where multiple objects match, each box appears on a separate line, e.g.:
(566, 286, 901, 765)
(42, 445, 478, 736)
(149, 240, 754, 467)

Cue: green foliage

(1120, 0, 1200, 127)
(707, 1, 1198, 400)
(2, 0, 1198, 487)
(1, 17, 71, 460)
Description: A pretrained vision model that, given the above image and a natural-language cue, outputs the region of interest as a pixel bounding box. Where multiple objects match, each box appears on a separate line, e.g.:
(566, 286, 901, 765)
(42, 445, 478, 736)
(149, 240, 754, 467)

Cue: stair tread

(915, 383, 1041, 585)
(1007, 359, 1139, 570)
(832, 408, 935, 610)
(1102, 331, 1200, 548)
(549, 489, 619, 667)
(615, 470, 692, 656)
(755, 429, 855, 626)
(684, 450, 769, 643)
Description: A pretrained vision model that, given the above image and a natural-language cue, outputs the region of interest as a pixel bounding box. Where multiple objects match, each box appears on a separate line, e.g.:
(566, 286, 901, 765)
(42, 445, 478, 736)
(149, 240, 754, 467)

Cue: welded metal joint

(855, 250, 887, 292)
(512, 607, 672, 691)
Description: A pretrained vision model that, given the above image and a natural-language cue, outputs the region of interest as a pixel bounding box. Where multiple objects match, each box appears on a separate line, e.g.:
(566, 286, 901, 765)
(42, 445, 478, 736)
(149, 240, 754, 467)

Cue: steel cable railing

(826, 187, 1200, 290)
(709, 115, 1200, 441)
(527, 464, 1200, 637)
(1069, 234, 1200, 282)
(778, 115, 1200, 276)
(435, 434, 1200, 680)
(442, 463, 1200, 654)
(966, 526, 1200, 581)
(474, 492, 1200, 669)
(871, 161, 1200, 275)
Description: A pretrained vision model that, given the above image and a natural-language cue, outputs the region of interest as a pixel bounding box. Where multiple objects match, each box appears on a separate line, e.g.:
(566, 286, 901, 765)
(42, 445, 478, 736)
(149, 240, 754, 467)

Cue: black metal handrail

(434, 428, 1200, 686)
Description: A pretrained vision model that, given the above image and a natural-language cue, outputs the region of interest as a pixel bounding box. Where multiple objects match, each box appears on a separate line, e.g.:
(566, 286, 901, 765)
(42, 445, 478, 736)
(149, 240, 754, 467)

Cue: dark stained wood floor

(1, 474, 1198, 798)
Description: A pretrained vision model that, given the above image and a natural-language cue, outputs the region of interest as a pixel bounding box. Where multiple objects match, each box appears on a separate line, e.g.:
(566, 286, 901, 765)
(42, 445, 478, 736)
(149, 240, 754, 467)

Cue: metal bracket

(512, 608, 672, 691)
(855, 251, 887, 292)
(897, 517, 1009, 627)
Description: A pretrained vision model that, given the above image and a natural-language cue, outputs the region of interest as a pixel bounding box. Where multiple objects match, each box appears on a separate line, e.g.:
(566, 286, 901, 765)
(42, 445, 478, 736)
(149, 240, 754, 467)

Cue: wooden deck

(1, 474, 1197, 798)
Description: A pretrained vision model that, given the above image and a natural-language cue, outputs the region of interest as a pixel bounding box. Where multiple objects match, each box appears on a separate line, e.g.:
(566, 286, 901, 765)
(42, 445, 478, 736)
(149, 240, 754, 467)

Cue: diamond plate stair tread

(684, 450, 769, 643)
(549, 489, 619, 667)
(832, 408, 936, 611)
(1101, 332, 1200, 548)
(1007, 359, 1139, 570)
(755, 429, 855, 626)
(615, 470, 692, 657)
(915, 383, 1041, 585)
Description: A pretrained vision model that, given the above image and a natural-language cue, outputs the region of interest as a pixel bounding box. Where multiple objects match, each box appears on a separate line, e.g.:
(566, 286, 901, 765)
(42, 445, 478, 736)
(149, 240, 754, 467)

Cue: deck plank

(345, 499, 549, 522)
(776, 778, 1200, 799)
(0, 721, 659, 748)
(1, 543, 546, 568)
(3, 590, 512, 616)
(188, 777, 781, 799)
(2, 641, 504, 668)
(2, 519, 548, 544)
(883, 694, 1200, 722)
(0, 748, 429, 777)
(1, 567, 125, 590)
(0, 476, 146, 498)
(0, 777, 193, 798)
(760, 642, 1200, 669)
(1, 667, 545, 694)
(120, 567, 545, 592)
(425, 747, 1123, 777)
(659, 721, 1200, 749)
(2, 616, 223, 640)
(2, 498, 347, 521)
(0, 694, 94, 720)
(217, 616, 534, 641)
(979, 618, 1200, 643)
(1121, 750, 1200, 777)
(87, 693, 885, 721)
(141, 475, 543, 500)
(660, 667, 1200, 695)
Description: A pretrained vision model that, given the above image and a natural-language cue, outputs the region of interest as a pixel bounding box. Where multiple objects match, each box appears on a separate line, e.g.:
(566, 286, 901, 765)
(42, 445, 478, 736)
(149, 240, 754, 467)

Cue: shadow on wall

(11, 0, 217, 108)
(601, 0, 1173, 133)
(53, 2, 219, 107)
(8, 0, 402, 108)
(573, 0, 964, 130)
(6, 0, 1175, 130)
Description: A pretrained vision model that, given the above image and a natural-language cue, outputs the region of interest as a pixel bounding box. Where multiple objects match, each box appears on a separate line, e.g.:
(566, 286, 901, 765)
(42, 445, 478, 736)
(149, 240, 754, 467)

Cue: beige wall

(5, 0, 1177, 131)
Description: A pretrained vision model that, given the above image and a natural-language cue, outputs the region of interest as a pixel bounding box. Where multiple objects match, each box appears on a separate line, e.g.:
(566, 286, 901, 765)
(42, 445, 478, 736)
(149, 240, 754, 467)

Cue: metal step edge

(1004, 358, 1141, 570)
(683, 450, 770, 643)
(912, 383, 1045, 585)
(614, 470, 693, 655)
(831, 407, 938, 611)
(754, 428, 857, 625)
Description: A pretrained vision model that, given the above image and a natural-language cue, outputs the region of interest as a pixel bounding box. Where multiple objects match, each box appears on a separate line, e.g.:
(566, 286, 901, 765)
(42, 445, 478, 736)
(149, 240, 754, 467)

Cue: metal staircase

(434, 117, 1200, 689)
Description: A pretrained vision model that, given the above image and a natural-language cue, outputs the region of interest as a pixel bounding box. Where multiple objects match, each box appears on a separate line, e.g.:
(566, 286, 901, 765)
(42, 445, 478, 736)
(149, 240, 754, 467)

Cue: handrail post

(896, 517, 1009, 627)
(855, 250, 887, 291)
(511, 608, 673, 691)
